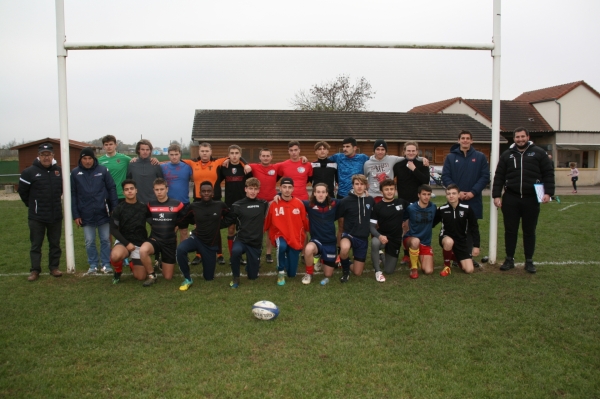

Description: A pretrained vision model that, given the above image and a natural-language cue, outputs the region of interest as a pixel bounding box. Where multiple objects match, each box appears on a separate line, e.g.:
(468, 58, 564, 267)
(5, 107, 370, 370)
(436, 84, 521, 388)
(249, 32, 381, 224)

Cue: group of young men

(21, 126, 554, 285)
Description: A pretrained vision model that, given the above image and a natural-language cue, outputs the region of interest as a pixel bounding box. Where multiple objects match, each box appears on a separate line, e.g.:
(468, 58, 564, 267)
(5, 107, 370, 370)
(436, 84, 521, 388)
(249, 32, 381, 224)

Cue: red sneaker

(440, 266, 451, 277)
(409, 268, 419, 279)
(401, 255, 410, 265)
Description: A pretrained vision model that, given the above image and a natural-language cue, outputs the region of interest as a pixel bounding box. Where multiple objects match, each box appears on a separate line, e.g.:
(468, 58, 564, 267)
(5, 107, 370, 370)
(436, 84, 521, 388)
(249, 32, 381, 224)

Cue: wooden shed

(11, 138, 97, 172)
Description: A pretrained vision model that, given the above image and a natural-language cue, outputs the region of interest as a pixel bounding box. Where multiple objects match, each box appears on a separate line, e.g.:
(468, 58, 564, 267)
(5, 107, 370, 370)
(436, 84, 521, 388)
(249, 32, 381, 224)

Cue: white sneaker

(375, 271, 386, 283)
(302, 274, 312, 285)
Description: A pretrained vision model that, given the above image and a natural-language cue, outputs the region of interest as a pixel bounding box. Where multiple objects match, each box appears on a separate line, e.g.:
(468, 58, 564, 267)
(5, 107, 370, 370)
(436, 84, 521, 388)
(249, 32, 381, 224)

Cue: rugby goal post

(55, 0, 502, 273)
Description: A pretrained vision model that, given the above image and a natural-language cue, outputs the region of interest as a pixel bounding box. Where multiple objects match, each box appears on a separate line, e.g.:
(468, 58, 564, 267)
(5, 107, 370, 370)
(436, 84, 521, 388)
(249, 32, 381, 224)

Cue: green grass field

(0, 160, 19, 185)
(1, 196, 599, 398)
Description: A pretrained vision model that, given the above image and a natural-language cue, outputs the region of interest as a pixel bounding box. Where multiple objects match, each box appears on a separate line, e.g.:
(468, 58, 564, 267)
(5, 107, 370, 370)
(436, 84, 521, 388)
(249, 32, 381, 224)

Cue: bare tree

(290, 75, 375, 112)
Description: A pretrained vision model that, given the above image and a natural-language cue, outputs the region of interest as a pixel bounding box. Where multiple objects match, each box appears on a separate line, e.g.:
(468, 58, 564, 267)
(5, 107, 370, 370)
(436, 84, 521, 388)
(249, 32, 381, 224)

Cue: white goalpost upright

(55, 0, 502, 273)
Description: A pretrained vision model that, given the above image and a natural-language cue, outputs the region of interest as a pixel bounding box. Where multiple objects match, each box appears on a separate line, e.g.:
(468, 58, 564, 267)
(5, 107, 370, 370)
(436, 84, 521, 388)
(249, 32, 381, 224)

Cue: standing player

(219, 145, 251, 262)
(109, 179, 149, 284)
(433, 184, 480, 277)
(301, 183, 339, 285)
(369, 179, 410, 279)
(264, 177, 309, 286)
(127, 139, 164, 204)
(403, 185, 437, 279)
(328, 137, 369, 199)
(311, 141, 337, 198)
(98, 135, 131, 202)
(335, 174, 375, 282)
(161, 144, 193, 242)
(393, 141, 430, 204)
(139, 178, 186, 287)
(277, 141, 313, 201)
(246, 148, 279, 264)
(229, 178, 269, 288)
(176, 181, 235, 290)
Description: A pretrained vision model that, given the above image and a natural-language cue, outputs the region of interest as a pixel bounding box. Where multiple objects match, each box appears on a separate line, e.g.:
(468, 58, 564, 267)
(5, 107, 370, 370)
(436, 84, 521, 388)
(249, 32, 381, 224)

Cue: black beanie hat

(373, 139, 388, 151)
(80, 147, 96, 159)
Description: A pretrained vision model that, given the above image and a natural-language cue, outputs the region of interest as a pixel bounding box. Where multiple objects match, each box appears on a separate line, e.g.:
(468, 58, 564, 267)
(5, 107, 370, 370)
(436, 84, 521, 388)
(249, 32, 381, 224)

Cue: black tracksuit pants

(501, 192, 540, 260)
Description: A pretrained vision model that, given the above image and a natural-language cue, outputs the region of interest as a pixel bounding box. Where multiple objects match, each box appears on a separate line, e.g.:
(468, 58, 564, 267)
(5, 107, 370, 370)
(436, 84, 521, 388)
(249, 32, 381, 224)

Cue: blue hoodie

(441, 144, 490, 219)
(71, 158, 118, 226)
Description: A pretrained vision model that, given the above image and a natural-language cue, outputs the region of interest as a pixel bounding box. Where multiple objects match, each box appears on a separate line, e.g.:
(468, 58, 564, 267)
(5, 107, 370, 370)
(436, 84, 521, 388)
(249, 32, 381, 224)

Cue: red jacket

(264, 197, 309, 250)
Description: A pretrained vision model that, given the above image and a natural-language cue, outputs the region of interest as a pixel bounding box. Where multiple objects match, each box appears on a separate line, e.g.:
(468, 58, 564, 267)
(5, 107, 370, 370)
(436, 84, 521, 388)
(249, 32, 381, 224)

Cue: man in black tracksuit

(229, 178, 269, 287)
(18, 142, 64, 281)
(176, 181, 235, 289)
(492, 127, 555, 273)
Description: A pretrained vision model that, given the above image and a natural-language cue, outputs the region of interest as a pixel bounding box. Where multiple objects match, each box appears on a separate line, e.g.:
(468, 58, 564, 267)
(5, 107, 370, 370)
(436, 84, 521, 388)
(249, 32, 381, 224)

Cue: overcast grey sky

(1, 0, 599, 149)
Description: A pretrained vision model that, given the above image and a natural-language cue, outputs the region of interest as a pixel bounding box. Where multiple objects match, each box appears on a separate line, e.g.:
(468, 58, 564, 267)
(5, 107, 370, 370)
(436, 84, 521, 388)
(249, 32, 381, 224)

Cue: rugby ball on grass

(252, 300, 280, 320)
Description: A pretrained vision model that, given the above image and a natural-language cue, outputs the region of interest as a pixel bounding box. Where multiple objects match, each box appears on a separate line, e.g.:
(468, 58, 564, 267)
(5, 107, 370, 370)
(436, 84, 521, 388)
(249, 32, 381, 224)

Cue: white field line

(2, 260, 599, 278)
(558, 203, 580, 211)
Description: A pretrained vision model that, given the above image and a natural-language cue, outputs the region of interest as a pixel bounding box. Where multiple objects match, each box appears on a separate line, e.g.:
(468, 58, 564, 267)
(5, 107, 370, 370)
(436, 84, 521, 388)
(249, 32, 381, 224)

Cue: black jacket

(231, 196, 269, 248)
(492, 142, 555, 198)
(393, 158, 430, 203)
(434, 201, 480, 248)
(19, 158, 63, 223)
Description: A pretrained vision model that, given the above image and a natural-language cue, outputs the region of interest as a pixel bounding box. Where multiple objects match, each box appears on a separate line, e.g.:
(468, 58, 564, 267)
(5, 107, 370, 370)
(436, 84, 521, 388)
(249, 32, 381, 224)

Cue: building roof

(10, 137, 96, 151)
(191, 110, 504, 144)
(407, 97, 462, 114)
(464, 99, 553, 132)
(513, 80, 600, 103)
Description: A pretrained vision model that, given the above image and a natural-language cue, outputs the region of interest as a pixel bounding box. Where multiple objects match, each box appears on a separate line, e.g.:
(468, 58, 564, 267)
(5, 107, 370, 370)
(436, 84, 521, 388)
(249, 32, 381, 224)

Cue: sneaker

(473, 260, 481, 268)
(440, 266, 451, 277)
(240, 258, 247, 265)
(555, 196, 561, 204)
(85, 268, 98, 275)
(217, 255, 225, 265)
(123, 258, 130, 267)
(277, 273, 286, 286)
(179, 278, 193, 291)
(401, 255, 410, 265)
(190, 255, 202, 265)
(500, 257, 515, 271)
(525, 260, 537, 274)
(340, 273, 350, 283)
(154, 259, 162, 271)
(314, 260, 322, 272)
(101, 266, 113, 274)
(142, 274, 157, 287)
(112, 276, 120, 284)
(266, 254, 274, 263)
(452, 261, 459, 268)
(375, 271, 386, 282)
(302, 274, 312, 285)
(230, 280, 239, 289)
(409, 268, 419, 279)
(320, 278, 329, 285)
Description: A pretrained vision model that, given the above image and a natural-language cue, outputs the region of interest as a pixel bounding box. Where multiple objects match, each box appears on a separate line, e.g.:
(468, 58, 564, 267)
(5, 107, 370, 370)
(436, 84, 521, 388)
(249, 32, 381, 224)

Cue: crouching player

(403, 184, 437, 279)
(264, 177, 309, 286)
(229, 178, 269, 288)
(433, 184, 480, 276)
(109, 179, 150, 284)
(139, 178, 186, 287)
(301, 183, 339, 285)
(336, 174, 375, 283)
(176, 181, 235, 291)
(369, 179, 410, 281)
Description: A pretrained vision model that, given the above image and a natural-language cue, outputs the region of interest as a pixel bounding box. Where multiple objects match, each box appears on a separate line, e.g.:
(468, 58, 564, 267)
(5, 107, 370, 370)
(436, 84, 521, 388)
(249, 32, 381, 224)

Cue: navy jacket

(19, 158, 64, 223)
(71, 158, 118, 226)
(442, 144, 490, 219)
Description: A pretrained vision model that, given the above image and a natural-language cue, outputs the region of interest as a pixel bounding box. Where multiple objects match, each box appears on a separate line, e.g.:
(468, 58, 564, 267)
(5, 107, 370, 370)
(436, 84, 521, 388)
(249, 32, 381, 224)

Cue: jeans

(83, 223, 111, 269)
(275, 237, 300, 277)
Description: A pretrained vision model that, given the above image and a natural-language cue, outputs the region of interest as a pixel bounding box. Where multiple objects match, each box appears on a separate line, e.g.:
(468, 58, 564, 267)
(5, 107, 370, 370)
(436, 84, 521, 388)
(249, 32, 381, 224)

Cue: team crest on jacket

(472, 158, 476, 162)
(396, 205, 403, 210)
(297, 167, 305, 173)
(366, 204, 371, 209)
(268, 170, 275, 175)
(169, 207, 174, 212)
(459, 211, 464, 217)
(292, 208, 300, 214)
(232, 168, 237, 175)
(55, 171, 60, 176)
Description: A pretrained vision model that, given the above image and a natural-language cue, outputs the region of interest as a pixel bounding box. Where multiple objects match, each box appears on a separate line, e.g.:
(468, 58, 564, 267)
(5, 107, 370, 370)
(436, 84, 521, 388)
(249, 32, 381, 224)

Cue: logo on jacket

(159, 213, 165, 218)
(292, 208, 300, 214)
(396, 205, 403, 211)
(472, 158, 476, 162)
(297, 167, 305, 173)
(459, 211, 464, 217)
(77, 172, 83, 175)
(35, 173, 41, 177)
(232, 168, 237, 175)
(169, 207, 174, 212)
(55, 171, 60, 176)
(366, 204, 371, 209)
(268, 170, 275, 175)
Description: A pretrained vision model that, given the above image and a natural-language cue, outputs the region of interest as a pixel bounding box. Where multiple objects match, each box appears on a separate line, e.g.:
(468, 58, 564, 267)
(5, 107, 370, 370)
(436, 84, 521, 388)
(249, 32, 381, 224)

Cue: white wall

(532, 101, 559, 130)
(559, 85, 600, 131)
(441, 101, 491, 127)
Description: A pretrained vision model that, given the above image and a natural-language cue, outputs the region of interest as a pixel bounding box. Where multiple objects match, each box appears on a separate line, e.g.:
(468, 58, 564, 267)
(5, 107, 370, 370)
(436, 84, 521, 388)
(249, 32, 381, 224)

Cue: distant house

(11, 137, 97, 172)
(409, 80, 600, 186)
(190, 110, 503, 165)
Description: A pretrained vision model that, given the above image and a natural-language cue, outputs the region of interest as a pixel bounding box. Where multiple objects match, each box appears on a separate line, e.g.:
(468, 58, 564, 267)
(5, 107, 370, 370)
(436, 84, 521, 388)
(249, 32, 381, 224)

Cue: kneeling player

(370, 179, 409, 281)
(403, 184, 437, 279)
(301, 183, 339, 285)
(139, 178, 186, 287)
(336, 174, 375, 282)
(434, 184, 480, 276)
(109, 179, 150, 284)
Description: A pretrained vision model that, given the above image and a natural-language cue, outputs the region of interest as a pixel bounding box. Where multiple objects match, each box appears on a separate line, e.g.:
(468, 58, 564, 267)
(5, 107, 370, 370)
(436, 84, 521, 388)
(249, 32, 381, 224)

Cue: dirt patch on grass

(0, 192, 20, 201)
